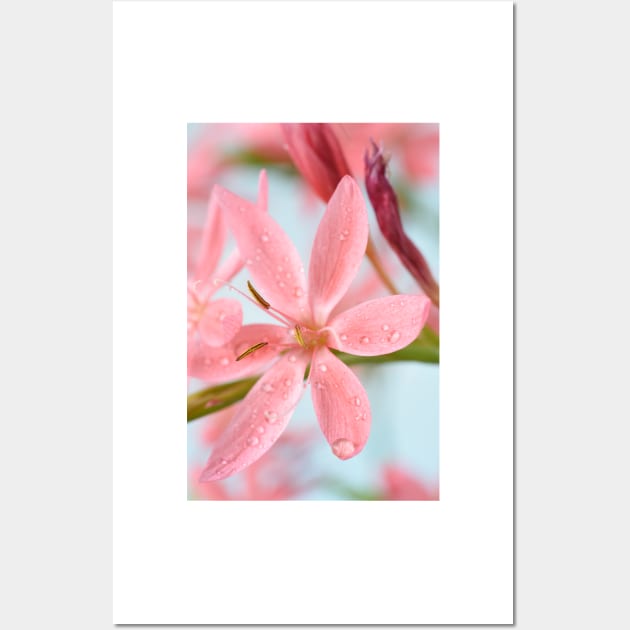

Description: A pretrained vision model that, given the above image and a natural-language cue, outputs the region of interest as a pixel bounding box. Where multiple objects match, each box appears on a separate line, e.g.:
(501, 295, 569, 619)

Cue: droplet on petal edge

(319, 364, 328, 372)
(360, 336, 370, 344)
(262, 383, 274, 393)
(264, 410, 278, 424)
(353, 397, 361, 406)
(247, 436, 260, 447)
(331, 438, 356, 460)
(388, 331, 401, 343)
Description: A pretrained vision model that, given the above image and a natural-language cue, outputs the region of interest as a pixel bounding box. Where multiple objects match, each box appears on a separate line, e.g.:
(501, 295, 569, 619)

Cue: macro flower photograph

(187, 123, 439, 500)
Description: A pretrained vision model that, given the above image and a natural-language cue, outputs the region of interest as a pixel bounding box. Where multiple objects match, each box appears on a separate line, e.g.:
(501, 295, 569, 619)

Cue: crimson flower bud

(365, 141, 440, 307)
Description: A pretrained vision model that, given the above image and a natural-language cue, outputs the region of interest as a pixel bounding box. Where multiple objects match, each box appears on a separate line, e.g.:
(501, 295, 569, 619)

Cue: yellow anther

(236, 341, 268, 362)
(247, 280, 270, 309)
(294, 325, 306, 348)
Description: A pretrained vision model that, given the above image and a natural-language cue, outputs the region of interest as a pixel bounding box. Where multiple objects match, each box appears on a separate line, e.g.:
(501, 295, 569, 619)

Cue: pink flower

(200, 175, 431, 481)
(188, 172, 283, 384)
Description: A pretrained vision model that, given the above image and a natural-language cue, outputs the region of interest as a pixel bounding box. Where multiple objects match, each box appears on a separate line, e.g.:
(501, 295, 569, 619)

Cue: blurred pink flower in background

(380, 464, 439, 500)
(199, 175, 430, 481)
(191, 415, 317, 500)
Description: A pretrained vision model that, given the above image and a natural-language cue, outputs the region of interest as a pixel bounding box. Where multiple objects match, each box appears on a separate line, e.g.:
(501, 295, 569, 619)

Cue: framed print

(114, 1, 513, 623)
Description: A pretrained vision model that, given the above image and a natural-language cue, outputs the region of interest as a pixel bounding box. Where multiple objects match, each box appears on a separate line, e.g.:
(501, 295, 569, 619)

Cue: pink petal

(310, 346, 371, 460)
(308, 176, 368, 326)
(200, 350, 310, 481)
(197, 298, 243, 347)
(327, 294, 431, 356)
(192, 188, 226, 286)
(213, 170, 269, 284)
(217, 182, 308, 323)
(188, 324, 289, 385)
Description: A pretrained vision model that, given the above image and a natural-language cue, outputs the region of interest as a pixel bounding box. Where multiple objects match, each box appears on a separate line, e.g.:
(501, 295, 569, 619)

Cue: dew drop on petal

(293, 287, 303, 297)
(340, 334, 348, 341)
(219, 357, 229, 366)
(277, 265, 283, 272)
(247, 436, 259, 447)
(278, 281, 285, 288)
(256, 425, 265, 434)
(381, 324, 390, 331)
(283, 378, 292, 387)
(264, 410, 278, 424)
(355, 413, 366, 421)
(262, 383, 274, 393)
(288, 355, 297, 363)
(319, 364, 328, 372)
(220, 458, 228, 466)
(360, 336, 370, 344)
(246, 258, 253, 265)
(353, 397, 361, 406)
(388, 331, 401, 343)
(331, 438, 356, 459)
(282, 392, 288, 400)
(260, 233, 269, 242)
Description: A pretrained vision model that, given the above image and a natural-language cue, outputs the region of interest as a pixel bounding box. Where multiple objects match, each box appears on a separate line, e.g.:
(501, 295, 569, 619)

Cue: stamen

(294, 324, 306, 348)
(247, 280, 270, 309)
(236, 341, 269, 362)
(212, 278, 293, 326)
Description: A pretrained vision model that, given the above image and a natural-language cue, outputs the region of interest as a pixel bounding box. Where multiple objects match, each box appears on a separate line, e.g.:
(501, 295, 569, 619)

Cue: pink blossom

(188, 172, 283, 384)
(200, 175, 431, 481)
(188, 171, 267, 350)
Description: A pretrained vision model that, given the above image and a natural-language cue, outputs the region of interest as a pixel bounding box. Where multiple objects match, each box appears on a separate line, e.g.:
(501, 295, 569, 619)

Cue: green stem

(187, 329, 439, 422)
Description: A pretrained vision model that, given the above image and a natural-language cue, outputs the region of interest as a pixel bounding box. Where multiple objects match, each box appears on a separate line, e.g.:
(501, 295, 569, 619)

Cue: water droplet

(355, 413, 366, 421)
(264, 410, 278, 424)
(256, 425, 265, 434)
(285, 272, 292, 279)
(353, 397, 361, 406)
(331, 438, 356, 459)
(278, 281, 285, 288)
(247, 436, 259, 446)
(246, 258, 253, 265)
(319, 364, 328, 372)
(283, 378, 292, 387)
(283, 255, 289, 263)
(315, 381, 324, 389)
(219, 357, 229, 366)
(255, 254, 261, 261)
(260, 232, 269, 242)
(381, 324, 390, 331)
(218, 311, 226, 321)
(282, 392, 288, 400)
(262, 383, 274, 393)
(220, 458, 228, 466)
(339, 232, 347, 241)
(340, 334, 348, 341)
(277, 265, 283, 272)
(388, 331, 401, 343)
(293, 287, 303, 297)
(288, 355, 297, 363)
(360, 336, 370, 344)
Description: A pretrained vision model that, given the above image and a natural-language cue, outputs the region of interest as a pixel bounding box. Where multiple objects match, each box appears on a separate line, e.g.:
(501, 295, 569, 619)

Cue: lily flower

(200, 175, 431, 481)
